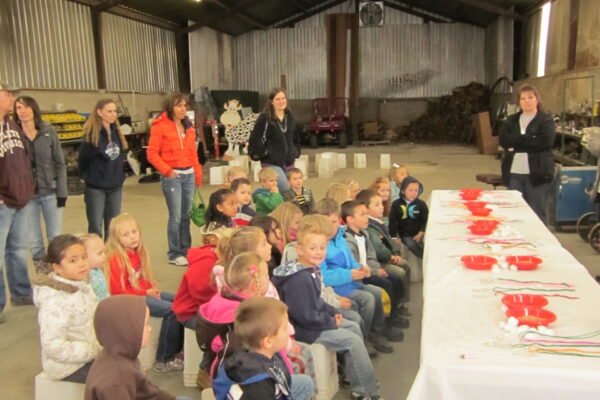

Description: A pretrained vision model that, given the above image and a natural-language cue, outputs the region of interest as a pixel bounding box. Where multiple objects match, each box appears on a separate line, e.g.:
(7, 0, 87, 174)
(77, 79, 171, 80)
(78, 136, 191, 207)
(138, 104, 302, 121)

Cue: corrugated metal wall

(230, 22, 484, 99)
(0, 0, 97, 90)
(233, 28, 327, 99)
(360, 23, 485, 97)
(102, 13, 178, 92)
(189, 27, 234, 92)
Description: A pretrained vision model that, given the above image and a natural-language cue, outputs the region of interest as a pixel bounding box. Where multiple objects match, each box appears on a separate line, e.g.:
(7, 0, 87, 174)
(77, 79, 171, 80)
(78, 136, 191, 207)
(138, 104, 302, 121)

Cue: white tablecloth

(408, 190, 600, 400)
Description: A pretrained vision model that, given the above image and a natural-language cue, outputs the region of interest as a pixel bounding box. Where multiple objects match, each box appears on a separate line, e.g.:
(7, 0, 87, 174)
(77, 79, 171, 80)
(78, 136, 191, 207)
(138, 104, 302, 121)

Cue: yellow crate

(43, 113, 86, 124)
(58, 130, 84, 141)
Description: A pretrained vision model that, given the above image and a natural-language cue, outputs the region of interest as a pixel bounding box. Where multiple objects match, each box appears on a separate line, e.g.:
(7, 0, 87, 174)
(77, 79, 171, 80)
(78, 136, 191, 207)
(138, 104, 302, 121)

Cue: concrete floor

(1, 143, 597, 400)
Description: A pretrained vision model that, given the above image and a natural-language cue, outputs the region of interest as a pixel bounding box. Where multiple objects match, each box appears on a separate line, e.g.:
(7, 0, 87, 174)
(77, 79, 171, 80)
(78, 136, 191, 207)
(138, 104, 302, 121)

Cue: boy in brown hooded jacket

(85, 295, 191, 400)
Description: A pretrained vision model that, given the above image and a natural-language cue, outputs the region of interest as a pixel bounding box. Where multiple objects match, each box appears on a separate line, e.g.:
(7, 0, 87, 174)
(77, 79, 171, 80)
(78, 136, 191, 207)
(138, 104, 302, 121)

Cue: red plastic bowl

(471, 220, 500, 229)
(470, 207, 492, 217)
(461, 255, 497, 270)
(460, 188, 482, 201)
(468, 224, 494, 235)
(506, 306, 556, 327)
(502, 294, 549, 309)
(465, 201, 487, 211)
(505, 256, 542, 270)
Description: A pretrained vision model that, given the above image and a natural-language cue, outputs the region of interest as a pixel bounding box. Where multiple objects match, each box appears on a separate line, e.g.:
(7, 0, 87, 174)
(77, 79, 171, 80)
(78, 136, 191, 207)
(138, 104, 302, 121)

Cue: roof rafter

(452, 0, 527, 21)
(207, 0, 267, 30)
(270, 0, 347, 28)
(383, 0, 452, 23)
(181, 0, 268, 35)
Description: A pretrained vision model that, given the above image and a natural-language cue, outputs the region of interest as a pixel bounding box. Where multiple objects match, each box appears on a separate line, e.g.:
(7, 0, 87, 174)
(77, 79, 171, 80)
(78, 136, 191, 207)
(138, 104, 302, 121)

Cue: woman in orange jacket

(147, 93, 202, 266)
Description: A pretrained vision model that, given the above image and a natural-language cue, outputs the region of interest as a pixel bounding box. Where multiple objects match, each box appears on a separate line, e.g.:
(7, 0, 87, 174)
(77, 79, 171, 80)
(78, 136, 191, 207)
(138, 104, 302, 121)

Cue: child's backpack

(212, 367, 270, 400)
(195, 290, 243, 377)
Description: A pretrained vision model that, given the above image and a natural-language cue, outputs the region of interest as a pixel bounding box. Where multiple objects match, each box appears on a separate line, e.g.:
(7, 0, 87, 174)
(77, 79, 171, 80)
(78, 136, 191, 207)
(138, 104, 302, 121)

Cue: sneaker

(364, 341, 378, 358)
(385, 326, 404, 342)
(196, 368, 212, 389)
(369, 333, 393, 353)
(398, 305, 412, 317)
(389, 314, 410, 329)
(11, 296, 34, 306)
(152, 358, 184, 372)
(168, 256, 188, 266)
(0, 311, 5, 324)
(33, 259, 44, 274)
(339, 374, 351, 388)
(350, 393, 385, 400)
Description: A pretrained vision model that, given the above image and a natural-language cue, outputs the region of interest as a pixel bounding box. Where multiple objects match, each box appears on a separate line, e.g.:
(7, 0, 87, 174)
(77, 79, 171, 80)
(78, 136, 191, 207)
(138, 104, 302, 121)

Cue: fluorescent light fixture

(537, 1, 551, 77)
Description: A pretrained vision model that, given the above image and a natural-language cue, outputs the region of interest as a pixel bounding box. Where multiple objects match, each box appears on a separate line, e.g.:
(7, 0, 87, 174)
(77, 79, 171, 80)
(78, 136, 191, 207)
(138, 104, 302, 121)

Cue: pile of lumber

(401, 82, 490, 142)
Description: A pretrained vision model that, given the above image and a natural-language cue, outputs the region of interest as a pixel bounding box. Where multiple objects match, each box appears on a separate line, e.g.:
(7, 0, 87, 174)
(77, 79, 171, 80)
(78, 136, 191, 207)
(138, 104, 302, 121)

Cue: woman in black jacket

(499, 84, 555, 222)
(248, 88, 301, 193)
(78, 99, 128, 238)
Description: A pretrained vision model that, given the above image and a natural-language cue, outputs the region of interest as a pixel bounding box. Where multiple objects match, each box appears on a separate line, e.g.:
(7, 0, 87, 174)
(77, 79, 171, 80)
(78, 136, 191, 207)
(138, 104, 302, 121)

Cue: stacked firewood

(401, 82, 490, 142)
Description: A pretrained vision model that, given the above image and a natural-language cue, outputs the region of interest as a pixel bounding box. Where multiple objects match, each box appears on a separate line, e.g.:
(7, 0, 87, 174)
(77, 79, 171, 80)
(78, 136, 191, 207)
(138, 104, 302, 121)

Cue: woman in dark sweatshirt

(78, 99, 128, 238)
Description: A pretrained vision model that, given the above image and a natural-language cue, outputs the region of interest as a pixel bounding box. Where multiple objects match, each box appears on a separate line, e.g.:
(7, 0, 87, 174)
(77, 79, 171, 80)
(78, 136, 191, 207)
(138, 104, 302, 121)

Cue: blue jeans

(384, 262, 410, 302)
(161, 174, 195, 259)
(290, 374, 315, 400)
(364, 269, 404, 316)
(338, 307, 365, 338)
(261, 163, 291, 193)
(315, 319, 378, 397)
(401, 236, 424, 259)
(509, 173, 551, 223)
(23, 194, 63, 261)
(84, 185, 122, 239)
(347, 284, 385, 335)
(146, 292, 183, 362)
(0, 203, 33, 311)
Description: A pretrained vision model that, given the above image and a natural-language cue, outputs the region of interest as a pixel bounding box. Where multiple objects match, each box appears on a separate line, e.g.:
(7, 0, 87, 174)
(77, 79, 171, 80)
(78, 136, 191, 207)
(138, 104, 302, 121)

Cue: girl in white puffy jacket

(33, 234, 100, 383)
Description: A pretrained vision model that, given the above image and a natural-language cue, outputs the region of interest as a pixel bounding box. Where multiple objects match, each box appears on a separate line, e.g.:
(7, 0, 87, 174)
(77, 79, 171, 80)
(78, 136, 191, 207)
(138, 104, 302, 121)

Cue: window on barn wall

(537, 1, 552, 77)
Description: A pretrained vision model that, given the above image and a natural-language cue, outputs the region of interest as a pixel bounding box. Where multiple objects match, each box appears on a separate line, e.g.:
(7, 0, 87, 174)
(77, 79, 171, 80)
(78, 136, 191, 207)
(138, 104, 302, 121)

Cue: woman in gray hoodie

(14, 96, 67, 271)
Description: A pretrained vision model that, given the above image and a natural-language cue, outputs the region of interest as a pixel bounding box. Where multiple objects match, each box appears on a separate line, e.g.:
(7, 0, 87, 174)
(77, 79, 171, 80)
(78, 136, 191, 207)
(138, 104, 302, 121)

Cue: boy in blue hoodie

(389, 176, 428, 258)
(315, 199, 403, 353)
(272, 215, 384, 400)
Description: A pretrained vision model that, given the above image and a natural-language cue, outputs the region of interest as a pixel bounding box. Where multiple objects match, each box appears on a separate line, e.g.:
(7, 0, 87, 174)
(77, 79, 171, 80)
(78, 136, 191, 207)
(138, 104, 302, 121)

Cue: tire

(589, 223, 600, 253)
(338, 130, 347, 149)
(309, 133, 318, 149)
(576, 212, 598, 241)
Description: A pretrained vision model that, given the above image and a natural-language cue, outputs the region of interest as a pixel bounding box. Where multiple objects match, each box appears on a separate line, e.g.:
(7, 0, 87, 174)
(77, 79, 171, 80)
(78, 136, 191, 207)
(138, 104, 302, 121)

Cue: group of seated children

(31, 162, 428, 400)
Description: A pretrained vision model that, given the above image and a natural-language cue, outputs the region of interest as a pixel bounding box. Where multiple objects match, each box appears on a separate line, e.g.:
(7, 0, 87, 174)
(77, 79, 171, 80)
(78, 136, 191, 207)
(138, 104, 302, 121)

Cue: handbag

(249, 118, 269, 161)
(189, 188, 207, 227)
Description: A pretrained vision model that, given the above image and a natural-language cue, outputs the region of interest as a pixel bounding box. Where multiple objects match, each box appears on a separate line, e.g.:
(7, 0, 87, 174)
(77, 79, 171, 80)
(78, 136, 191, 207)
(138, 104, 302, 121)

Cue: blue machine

(550, 165, 597, 229)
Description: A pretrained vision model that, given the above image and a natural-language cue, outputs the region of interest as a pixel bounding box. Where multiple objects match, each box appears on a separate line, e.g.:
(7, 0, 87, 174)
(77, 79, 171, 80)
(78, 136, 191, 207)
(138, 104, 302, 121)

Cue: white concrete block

(183, 327, 203, 387)
(35, 372, 85, 400)
(295, 159, 308, 180)
(354, 153, 367, 169)
(336, 153, 347, 169)
(138, 317, 162, 371)
(309, 343, 339, 400)
(318, 153, 335, 179)
(380, 154, 391, 170)
(209, 167, 224, 185)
